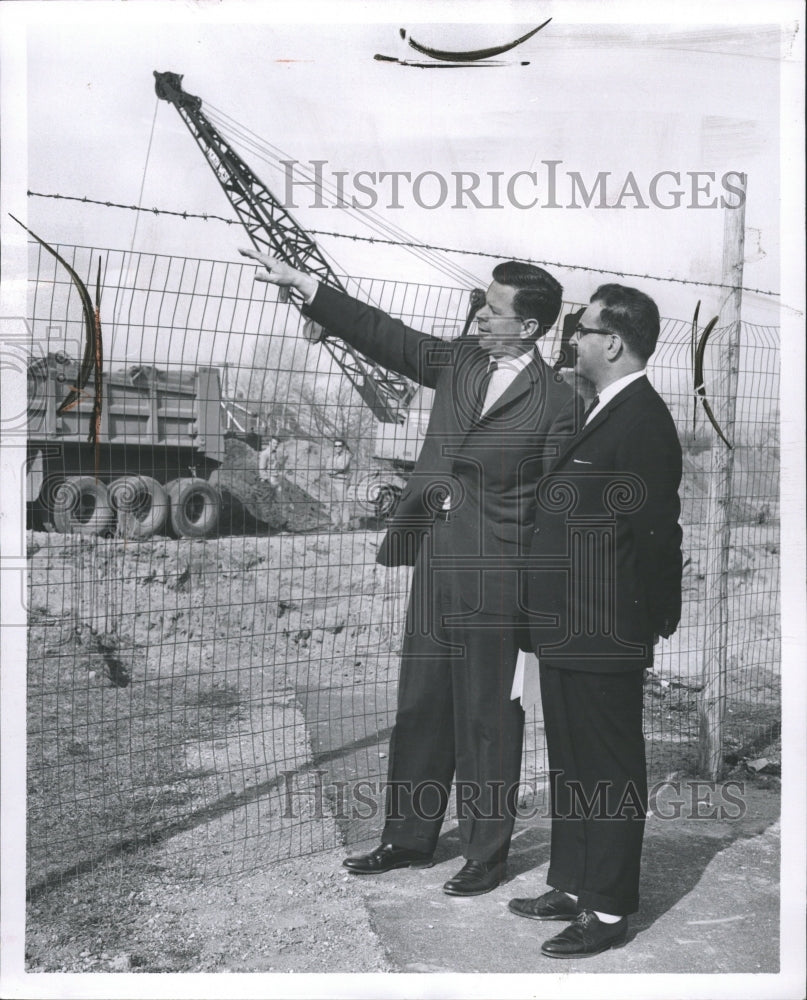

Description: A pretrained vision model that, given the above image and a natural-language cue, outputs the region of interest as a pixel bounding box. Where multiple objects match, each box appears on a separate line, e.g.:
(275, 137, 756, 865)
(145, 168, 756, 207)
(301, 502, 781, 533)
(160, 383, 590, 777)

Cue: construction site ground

(23, 778, 784, 983)
(20, 523, 790, 991)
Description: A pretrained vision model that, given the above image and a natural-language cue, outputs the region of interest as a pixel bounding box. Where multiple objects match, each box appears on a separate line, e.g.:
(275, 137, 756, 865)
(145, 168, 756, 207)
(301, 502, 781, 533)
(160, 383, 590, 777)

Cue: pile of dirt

(211, 437, 330, 532)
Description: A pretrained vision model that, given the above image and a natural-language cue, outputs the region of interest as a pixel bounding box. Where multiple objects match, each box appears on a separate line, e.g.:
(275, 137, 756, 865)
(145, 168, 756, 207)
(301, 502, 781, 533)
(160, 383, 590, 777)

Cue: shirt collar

(596, 368, 647, 408)
(489, 348, 536, 374)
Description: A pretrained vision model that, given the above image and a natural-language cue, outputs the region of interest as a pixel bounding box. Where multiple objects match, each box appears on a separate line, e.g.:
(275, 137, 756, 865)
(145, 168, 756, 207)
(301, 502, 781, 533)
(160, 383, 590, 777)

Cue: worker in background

(328, 437, 353, 530)
(257, 436, 285, 488)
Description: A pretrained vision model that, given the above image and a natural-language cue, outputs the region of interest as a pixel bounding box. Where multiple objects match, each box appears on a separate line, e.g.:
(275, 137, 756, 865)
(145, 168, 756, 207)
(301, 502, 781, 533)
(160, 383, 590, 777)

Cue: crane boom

(154, 70, 414, 423)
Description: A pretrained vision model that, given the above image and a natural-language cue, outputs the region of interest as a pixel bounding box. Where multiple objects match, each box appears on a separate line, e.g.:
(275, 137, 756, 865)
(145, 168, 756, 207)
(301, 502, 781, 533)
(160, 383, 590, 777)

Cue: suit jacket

(523, 375, 683, 671)
(303, 283, 581, 616)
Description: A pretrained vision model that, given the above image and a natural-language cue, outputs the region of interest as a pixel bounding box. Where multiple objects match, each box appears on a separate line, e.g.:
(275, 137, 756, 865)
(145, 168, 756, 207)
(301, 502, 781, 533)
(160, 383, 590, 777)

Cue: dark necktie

(583, 394, 600, 424)
(472, 359, 498, 422)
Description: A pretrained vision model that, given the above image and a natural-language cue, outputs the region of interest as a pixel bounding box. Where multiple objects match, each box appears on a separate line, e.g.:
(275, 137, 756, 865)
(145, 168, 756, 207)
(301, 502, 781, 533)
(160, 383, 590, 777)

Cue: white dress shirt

(442, 349, 536, 511)
(584, 368, 647, 425)
(480, 349, 536, 416)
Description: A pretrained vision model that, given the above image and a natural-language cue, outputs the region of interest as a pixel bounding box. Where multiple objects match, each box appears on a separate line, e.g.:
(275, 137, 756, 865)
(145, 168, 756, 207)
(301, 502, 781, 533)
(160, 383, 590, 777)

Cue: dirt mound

(212, 437, 330, 532)
(212, 436, 375, 532)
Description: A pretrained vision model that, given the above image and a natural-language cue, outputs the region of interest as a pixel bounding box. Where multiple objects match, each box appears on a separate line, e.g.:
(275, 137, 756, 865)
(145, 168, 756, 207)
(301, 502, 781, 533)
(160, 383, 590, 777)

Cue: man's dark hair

(590, 283, 661, 362)
(492, 261, 563, 336)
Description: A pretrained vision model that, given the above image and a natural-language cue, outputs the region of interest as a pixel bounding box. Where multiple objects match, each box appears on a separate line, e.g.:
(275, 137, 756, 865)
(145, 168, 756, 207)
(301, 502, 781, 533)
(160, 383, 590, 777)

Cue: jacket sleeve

(302, 283, 452, 388)
(617, 413, 683, 637)
(542, 389, 585, 474)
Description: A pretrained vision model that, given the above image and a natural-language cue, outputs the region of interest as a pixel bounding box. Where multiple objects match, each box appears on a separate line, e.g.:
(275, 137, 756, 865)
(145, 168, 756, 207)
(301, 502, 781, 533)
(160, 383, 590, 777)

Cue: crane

(153, 70, 417, 424)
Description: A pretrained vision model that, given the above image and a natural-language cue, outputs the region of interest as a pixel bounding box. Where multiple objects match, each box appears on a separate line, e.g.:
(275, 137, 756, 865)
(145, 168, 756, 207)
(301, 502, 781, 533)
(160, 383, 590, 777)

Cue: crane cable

(205, 102, 482, 290)
(107, 96, 160, 614)
(111, 96, 161, 350)
(209, 107, 481, 289)
(205, 103, 476, 288)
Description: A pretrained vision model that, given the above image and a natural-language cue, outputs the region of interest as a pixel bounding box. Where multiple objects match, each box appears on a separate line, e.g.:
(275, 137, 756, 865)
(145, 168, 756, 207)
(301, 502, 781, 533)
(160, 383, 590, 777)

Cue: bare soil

(24, 514, 780, 973)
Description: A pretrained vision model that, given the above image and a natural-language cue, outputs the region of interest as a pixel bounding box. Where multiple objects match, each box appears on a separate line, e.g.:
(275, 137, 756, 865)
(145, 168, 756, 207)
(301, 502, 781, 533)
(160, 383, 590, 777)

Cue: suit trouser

(381, 524, 525, 862)
(539, 662, 647, 915)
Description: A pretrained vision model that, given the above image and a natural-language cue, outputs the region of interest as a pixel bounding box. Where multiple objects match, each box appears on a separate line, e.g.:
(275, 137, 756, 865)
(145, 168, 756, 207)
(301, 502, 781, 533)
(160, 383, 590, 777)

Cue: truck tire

(166, 478, 221, 538)
(52, 476, 115, 536)
(109, 475, 169, 539)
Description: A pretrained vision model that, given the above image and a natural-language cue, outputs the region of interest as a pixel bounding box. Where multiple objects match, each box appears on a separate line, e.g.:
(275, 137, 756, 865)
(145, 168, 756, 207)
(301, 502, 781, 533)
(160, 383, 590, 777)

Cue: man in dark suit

(241, 248, 580, 895)
(508, 283, 683, 955)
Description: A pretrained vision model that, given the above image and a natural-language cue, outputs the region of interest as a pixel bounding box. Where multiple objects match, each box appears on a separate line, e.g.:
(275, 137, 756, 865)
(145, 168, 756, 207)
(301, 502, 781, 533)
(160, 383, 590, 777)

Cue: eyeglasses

(573, 324, 616, 338)
(477, 315, 526, 322)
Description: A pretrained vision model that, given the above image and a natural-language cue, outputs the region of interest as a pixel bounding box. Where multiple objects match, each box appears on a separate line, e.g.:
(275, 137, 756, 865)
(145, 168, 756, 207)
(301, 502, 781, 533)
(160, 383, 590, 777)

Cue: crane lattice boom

(154, 70, 414, 423)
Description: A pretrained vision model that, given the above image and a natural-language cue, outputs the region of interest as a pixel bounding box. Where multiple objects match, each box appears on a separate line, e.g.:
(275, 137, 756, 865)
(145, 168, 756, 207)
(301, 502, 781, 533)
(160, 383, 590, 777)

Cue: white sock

(562, 893, 621, 922)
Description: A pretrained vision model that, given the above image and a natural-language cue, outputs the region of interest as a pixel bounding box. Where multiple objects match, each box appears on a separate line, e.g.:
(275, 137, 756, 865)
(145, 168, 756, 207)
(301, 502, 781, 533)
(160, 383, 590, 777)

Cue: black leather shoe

(541, 910, 627, 958)
(342, 843, 434, 874)
(442, 859, 506, 897)
(508, 889, 583, 921)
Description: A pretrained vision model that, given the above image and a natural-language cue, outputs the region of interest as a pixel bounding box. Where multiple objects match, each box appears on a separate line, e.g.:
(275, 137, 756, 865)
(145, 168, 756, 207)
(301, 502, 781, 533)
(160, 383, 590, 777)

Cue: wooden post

(697, 180, 746, 778)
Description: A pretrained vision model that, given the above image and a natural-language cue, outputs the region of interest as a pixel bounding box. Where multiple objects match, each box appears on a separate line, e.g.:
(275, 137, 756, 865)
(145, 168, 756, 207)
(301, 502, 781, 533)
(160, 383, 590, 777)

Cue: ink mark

(691, 301, 732, 449)
(375, 19, 551, 67)
(373, 57, 505, 68)
(9, 213, 100, 432)
(405, 19, 551, 63)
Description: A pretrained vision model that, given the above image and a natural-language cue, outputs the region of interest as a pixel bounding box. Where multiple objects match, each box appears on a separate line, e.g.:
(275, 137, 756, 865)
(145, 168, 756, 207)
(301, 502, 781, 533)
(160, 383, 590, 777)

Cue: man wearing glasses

(510, 284, 683, 957)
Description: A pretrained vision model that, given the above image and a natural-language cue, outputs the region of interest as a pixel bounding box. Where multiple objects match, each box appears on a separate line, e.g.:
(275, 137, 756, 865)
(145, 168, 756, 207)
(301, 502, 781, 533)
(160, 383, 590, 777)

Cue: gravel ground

(23, 524, 782, 977)
(23, 774, 781, 976)
(26, 843, 391, 974)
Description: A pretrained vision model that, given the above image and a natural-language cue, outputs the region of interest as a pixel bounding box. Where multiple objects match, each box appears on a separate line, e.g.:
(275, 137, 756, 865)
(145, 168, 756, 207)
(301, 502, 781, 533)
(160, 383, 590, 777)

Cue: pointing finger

(238, 247, 276, 268)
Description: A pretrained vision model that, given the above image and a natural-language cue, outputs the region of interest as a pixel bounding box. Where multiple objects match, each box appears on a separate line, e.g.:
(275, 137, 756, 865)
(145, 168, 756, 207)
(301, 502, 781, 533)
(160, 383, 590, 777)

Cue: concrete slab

(344, 783, 781, 975)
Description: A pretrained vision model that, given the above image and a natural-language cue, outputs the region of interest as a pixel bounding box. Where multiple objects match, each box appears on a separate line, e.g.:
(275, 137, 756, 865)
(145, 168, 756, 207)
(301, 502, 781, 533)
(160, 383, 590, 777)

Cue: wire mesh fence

(24, 242, 780, 895)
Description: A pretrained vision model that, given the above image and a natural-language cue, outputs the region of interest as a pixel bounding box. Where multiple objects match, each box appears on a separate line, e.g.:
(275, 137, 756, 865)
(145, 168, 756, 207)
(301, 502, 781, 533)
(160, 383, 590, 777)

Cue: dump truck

(26, 353, 231, 538)
(25, 350, 344, 537)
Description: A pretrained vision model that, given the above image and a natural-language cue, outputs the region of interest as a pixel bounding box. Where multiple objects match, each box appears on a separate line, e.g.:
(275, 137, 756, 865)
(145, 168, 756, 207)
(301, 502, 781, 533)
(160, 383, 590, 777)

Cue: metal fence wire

(24, 243, 780, 893)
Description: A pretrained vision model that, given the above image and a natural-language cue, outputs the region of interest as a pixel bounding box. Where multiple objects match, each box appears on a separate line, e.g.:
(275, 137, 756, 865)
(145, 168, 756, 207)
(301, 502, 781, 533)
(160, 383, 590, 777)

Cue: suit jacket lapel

(478, 351, 545, 422)
(550, 374, 650, 470)
(449, 343, 492, 433)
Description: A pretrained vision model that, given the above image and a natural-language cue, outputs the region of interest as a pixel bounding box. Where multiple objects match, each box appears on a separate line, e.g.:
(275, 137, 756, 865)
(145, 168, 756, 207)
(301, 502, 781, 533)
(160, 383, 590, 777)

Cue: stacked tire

(108, 476, 169, 540)
(52, 476, 115, 536)
(51, 474, 221, 539)
(165, 478, 221, 539)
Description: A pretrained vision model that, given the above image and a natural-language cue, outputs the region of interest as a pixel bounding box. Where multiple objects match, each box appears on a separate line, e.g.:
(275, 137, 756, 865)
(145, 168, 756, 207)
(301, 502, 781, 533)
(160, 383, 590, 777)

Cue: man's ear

(520, 318, 540, 341)
(605, 333, 624, 359)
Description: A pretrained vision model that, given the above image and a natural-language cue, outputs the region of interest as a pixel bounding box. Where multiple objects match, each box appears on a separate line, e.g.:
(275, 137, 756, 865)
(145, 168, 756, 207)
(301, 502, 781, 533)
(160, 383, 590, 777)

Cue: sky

(1, 1, 799, 333)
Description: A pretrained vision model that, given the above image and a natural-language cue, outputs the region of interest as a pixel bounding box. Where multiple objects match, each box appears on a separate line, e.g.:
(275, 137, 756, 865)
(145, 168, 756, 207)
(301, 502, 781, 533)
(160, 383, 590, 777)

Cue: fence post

(697, 182, 746, 778)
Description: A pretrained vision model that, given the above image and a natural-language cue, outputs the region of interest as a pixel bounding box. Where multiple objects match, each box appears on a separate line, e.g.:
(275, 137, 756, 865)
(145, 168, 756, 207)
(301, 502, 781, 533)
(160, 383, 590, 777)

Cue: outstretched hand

(238, 248, 318, 301)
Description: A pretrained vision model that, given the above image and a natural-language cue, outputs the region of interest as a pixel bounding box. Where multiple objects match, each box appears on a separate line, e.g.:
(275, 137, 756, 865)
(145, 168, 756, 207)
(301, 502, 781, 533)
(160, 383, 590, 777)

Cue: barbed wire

(26, 189, 780, 298)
